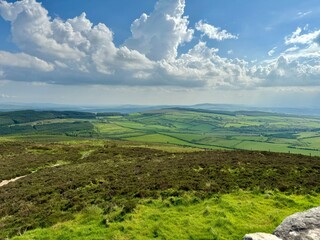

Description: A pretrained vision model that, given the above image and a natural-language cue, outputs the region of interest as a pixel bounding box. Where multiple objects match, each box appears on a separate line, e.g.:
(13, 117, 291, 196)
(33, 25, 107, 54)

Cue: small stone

(243, 232, 282, 240)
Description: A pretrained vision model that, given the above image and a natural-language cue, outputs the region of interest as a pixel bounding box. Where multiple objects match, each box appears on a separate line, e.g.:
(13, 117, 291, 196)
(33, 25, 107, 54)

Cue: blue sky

(0, 0, 319, 107)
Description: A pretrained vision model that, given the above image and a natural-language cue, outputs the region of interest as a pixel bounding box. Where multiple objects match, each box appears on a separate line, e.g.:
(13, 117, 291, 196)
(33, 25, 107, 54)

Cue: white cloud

(280, 27, 320, 62)
(0, 51, 54, 71)
(283, 44, 320, 61)
(285, 27, 320, 45)
(0, 0, 85, 61)
(268, 47, 277, 57)
(254, 25, 320, 88)
(252, 56, 320, 87)
(124, 0, 194, 61)
(284, 46, 299, 53)
(166, 41, 257, 88)
(0, 0, 156, 85)
(1, 0, 253, 88)
(0, 0, 319, 90)
(195, 20, 238, 41)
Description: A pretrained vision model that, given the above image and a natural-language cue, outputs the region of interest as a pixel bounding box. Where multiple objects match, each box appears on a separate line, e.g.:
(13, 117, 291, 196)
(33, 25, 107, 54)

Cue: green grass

(95, 123, 134, 134)
(12, 191, 320, 240)
(297, 132, 320, 138)
(125, 133, 224, 150)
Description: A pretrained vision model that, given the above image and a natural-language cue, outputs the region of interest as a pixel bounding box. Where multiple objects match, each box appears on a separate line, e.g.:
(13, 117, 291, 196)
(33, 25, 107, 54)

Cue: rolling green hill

(0, 108, 319, 155)
(0, 110, 95, 125)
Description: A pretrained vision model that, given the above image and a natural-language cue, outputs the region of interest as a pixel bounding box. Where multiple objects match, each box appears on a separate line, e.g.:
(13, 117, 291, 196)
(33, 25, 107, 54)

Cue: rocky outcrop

(244, 207, 320, 240)
(273, 207, 320, 240)
(243, 232, 281, 240)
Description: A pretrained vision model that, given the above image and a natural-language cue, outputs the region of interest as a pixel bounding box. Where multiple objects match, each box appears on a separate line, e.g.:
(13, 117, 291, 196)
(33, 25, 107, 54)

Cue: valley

(1, 108, 319, 156)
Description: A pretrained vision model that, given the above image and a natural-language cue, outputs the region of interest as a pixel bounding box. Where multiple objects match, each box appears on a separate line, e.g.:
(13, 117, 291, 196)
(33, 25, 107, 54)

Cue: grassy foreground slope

(0, 141, 320, 239)
(1, 108, 319, 155)
(12, 193, 320, 240)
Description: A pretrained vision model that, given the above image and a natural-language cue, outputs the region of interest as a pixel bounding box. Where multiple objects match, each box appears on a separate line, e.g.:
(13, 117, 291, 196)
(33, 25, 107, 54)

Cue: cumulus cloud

(283, 44, 320, 61)
(0, 0, 253, 88)
(0, 51, 54, 71)
(252, 56, 320, 87)
(0, 0, 157, 85)
(285, 27, 320, 45)
(250, 26, 320, 87)
(165, 41, 257, 88)
(0, 0, 85, 60)
(0, 0, 319, 89)
(195, 20, 238, 41)
(280, 27, 320, 62)
(124, 0, 194, 61)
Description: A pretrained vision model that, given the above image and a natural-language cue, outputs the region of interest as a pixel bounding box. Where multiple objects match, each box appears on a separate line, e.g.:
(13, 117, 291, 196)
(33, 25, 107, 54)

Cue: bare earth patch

(0, 176, 26, 187)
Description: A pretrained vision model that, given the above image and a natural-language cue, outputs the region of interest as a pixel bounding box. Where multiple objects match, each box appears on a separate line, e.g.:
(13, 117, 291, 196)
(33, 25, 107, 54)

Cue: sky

(0, 0, 320, 107)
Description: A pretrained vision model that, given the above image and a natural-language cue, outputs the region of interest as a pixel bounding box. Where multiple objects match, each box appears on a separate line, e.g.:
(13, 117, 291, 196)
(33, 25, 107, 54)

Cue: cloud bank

(0, 0, 319, 89)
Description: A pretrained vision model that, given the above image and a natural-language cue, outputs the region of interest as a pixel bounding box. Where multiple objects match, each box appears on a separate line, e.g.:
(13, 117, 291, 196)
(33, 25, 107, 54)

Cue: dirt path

(0, 162, 68, 188)
(0, 176, 26, 187)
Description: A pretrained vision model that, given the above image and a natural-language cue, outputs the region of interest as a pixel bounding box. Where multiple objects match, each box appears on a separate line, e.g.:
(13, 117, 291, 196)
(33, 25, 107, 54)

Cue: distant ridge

(0, 102, 320, 116)
(170, 107, 275, 116)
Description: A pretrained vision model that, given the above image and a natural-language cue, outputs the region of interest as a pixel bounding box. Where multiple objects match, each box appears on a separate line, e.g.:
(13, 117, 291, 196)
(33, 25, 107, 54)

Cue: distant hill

(1, 102, 320, 116)
(0, 110, 96, 125)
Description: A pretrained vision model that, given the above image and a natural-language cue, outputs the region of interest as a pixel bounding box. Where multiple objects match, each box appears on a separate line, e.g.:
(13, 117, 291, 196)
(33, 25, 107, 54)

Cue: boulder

(273, 207, 320, 240)
(243, 232, 282, 240)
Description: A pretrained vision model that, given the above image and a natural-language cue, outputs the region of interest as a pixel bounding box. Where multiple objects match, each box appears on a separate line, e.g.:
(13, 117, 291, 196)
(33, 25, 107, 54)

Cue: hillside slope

(0, 141, 319, 239)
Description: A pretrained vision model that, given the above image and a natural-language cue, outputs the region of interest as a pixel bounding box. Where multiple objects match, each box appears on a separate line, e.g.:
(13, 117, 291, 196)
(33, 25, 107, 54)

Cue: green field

(0, 108, 319, 155)
(95, 109, 320, 155)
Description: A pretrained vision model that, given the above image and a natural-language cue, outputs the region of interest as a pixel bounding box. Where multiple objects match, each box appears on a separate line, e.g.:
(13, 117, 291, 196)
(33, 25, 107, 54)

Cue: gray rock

(244, 232, 282, 240)
(273, 207, 320, 240)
